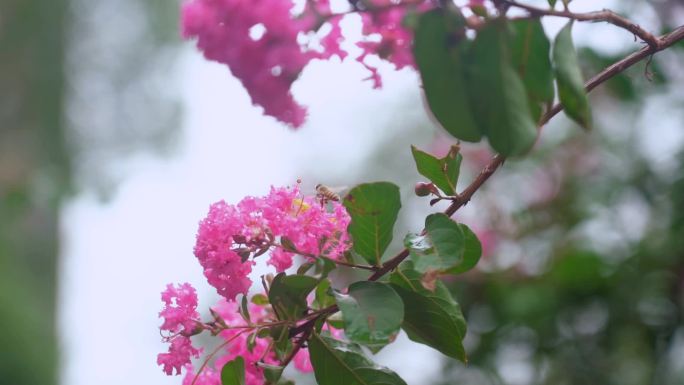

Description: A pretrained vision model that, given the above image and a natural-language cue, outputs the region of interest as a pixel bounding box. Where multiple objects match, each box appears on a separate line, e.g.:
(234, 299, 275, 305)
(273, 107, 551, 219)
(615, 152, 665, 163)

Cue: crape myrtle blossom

(157, 283, 202, 375)
(193, 183, 351, 302)
(181, 0, 341, 127)
(181, 0, 435, 126)
(180, 300, 285, 385)
(157, 290, 315, 384)
(356, 0, 433, 88)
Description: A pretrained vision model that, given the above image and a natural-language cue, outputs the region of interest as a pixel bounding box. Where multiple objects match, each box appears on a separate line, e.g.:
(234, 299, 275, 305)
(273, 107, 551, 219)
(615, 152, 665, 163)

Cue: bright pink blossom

(194, 183, 351, 301)
(158, 336, 202, 376)
(182, 365, 220, 385)
(294, 348, 314, 372)
(159, 283, 201, 334)
(194, 201, 254, 301)
(357, 6, 416, 88)
(181, 299, 313, 385)
(158, 283, 203, 376)
(180, 0, 440, 126)
(181, 0, 341, 127)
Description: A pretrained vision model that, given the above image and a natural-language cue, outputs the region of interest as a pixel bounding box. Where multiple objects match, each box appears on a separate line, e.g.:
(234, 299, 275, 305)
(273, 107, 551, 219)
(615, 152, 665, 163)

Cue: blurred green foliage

(0, 0, 67, 383)
(0, 0, 177, 383)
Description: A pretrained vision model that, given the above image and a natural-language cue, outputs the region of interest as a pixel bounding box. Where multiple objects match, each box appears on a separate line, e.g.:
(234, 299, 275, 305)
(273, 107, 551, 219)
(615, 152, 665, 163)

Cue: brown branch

(319, 255, 378, 271)
(367, 23, 684, 294)
(542, 24, 684, 126)
(503, 0, 661, 49)
(280, 326, 313, 367)
(286, 20, 684, 345)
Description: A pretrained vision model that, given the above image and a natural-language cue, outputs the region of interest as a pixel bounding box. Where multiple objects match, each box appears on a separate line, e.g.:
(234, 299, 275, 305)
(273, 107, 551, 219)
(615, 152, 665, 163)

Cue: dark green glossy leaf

(268, 273, 318, 321)
(445, 224, 482, 274)
(414, 8, 482, 142)
(467, 19, 538, 156)
(405, 213, 464, 273)
(390, 265, 467, 362)
(334, 281, 404, 351)
(553, 21, 592, 129)
(343, 182, 401, 266)
(221, 357, 245, 385)
(411, 145, 462, 196)
(309, 333, 408, 385)
(510, 19, 554, 120)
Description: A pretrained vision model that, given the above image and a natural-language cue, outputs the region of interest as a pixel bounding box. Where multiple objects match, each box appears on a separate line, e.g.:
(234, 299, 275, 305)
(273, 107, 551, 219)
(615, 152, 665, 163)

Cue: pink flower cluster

(194, 183, 350, 301)
(180, 0, 436, 126)
(182, 300, 278, 385)
(181, 0, 341, 127)
(158, 292, 313, 385)
(356, 1, 425, 88)
(157, 283, 202, 375)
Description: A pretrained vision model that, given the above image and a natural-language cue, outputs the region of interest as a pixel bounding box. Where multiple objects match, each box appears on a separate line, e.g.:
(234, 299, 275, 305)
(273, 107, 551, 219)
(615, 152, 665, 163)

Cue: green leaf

(343, 182, 401, 266)
(297, 261, 315, 275)
(268, 273, 319, 321)
(309, 333, 408, 385)
(553, 21, 592, 129)
(333, 281, 404, 352)
(467, 19, 538, 156)
(445, 224, 482, 274)
(251, 293, 269, 306)
(258, 363, 284, 384)
(390, 265, 467, 362)
(314, 278, 336, 310)
(270, 325, 292, 360)
(315, 257, 337, 278)
(405, 213, 465, 273)
(414, 8, 482, 142)
(510, 19, 554, 121)
(221, 357, 245, 385)
(411, 145, 462, 196)
(239, 295, 250, 323)
(548, 0, 557, 8)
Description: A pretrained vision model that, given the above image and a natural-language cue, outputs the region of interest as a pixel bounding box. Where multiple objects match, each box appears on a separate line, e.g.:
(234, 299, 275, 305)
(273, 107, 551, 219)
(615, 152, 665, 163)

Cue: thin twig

(190, 330, 249, 385)
(319, 255, 378, 271)
(280, 326, 314, 367)
(273, 241, 377, 271)
(503, 0, 661, 49)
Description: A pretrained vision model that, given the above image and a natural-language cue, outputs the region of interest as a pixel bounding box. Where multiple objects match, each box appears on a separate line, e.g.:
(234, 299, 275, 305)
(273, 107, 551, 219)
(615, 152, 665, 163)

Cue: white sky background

(58, 1, 683, 385)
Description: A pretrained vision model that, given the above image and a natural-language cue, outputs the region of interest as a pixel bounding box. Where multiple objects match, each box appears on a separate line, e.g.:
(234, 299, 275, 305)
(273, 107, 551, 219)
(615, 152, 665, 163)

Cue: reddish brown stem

(503, 0, 661, 49)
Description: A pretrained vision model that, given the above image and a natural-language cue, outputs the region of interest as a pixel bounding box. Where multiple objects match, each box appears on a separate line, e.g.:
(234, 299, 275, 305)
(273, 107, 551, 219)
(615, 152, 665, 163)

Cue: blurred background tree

(1, 1, 68, 383)
(0, 0, 177, 383)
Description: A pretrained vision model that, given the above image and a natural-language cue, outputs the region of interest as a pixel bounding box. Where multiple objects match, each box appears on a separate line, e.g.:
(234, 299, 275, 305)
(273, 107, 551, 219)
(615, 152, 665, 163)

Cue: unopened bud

(415, 182, 437, 197)
(469, 5, 488, 18)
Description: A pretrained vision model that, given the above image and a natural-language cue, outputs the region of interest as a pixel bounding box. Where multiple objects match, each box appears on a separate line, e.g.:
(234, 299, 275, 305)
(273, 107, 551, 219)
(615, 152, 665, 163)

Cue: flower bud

(415, 182, 437, 197)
